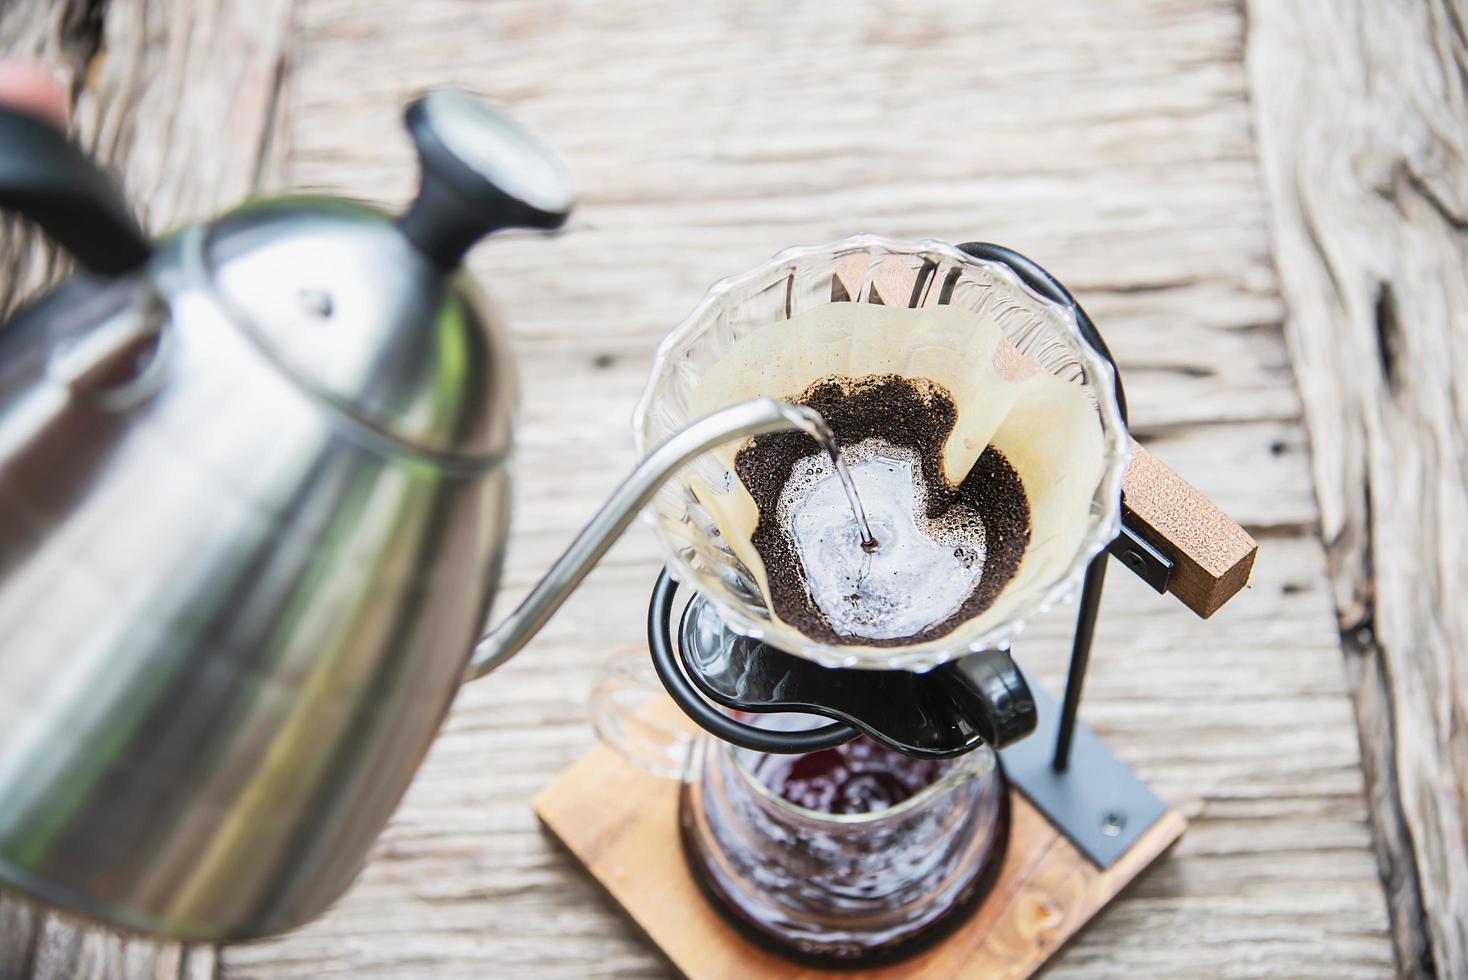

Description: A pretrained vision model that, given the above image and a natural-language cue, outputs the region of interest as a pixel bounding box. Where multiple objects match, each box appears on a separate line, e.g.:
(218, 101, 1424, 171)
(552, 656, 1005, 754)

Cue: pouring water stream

(465, 398, 875, 678)
(802, 413, 880, 553)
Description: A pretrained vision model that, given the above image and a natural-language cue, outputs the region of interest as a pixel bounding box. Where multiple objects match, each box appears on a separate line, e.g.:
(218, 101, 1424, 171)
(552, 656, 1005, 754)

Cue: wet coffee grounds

(734, 374, 1031, 646)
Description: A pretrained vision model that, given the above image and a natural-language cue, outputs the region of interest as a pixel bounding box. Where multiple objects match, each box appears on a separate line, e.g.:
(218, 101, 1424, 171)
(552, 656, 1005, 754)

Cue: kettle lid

(190, 91, 573, 463)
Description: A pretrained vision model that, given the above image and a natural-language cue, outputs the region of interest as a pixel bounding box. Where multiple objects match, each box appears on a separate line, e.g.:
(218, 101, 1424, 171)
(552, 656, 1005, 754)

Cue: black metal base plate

(999, 675, 1168, 869)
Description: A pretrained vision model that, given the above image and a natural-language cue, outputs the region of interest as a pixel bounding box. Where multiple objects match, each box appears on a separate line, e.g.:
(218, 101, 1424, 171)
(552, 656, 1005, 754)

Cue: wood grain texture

(1247, 1, 1468, 975)
(0, 0, 295, 975)
(1122, 443, 1258, 618)
(220, 1, 1391, 977)
(534, 703, 1186, 980)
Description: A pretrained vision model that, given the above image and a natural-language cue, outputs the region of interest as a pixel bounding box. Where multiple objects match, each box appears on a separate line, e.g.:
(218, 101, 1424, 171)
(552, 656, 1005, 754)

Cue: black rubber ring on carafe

(646, 570, 860, 754)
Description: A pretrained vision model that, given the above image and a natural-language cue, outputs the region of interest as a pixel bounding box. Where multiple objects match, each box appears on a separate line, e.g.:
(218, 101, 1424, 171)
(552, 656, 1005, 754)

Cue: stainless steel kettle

(0, 90, 826, 941)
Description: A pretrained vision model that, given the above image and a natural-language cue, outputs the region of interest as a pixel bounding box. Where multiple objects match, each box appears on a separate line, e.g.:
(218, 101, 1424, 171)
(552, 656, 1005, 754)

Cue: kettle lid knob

(397, 90, 573, 267)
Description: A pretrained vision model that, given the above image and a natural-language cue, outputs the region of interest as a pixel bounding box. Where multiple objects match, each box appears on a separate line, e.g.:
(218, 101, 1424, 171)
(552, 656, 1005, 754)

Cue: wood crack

(1373, 281, 1404, 398)
(1343, 611, 1438, 979)
(57, 0, 106, 101)
(20, 918, 42, 980)
(1401, 164, 1468, 234)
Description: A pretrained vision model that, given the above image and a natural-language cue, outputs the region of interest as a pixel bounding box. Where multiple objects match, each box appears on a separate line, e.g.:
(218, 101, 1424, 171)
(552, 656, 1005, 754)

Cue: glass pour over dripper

(633, 237, 1132, 755)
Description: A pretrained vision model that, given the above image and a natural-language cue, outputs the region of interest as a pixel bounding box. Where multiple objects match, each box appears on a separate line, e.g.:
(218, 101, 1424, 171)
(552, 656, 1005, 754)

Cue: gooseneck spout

(465, 398, 836, 680)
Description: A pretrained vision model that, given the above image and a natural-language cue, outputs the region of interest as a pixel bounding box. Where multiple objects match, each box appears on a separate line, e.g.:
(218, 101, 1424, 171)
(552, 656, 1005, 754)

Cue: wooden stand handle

(1122, 442, 1256, 618)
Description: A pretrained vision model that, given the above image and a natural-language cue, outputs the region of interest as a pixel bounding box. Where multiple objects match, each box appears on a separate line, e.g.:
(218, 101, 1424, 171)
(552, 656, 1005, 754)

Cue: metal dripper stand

(649, 242, 1258, 871)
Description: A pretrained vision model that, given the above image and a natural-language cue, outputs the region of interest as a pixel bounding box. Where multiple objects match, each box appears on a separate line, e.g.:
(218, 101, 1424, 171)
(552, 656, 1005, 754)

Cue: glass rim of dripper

(632, 234, 1131, 672)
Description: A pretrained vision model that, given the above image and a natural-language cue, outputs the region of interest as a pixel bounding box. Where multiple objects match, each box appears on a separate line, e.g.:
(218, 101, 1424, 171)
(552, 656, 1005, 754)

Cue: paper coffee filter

(683, 302, 1104, 651)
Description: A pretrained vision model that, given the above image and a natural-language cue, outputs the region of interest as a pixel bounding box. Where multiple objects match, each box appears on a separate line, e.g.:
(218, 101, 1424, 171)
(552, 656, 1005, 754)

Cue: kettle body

(0, 200, 516, 939)
(0, 91, 827, 940)
(0, 89, 541, 939)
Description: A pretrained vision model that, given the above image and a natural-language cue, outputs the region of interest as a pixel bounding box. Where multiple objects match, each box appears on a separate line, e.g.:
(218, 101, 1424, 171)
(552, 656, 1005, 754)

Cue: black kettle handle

(0, 108, 151, 276)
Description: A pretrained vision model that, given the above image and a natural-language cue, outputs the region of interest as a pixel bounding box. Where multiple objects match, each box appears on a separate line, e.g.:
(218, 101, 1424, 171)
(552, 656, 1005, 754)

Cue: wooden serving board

(535, 700, 1186, 980)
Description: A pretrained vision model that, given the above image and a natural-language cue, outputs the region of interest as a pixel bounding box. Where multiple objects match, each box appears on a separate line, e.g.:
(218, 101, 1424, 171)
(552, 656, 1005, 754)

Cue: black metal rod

(956, 242, 1129, 776)
(1053, 552, 1109, 772)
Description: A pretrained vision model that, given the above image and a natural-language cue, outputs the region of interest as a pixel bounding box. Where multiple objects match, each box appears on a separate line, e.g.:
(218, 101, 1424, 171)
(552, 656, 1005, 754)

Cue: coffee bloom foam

(779, 439, 988, 640)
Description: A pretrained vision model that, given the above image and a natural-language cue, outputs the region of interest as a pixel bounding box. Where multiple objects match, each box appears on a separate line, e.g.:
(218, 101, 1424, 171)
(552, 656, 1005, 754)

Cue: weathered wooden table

(3, 1, 1463, 976)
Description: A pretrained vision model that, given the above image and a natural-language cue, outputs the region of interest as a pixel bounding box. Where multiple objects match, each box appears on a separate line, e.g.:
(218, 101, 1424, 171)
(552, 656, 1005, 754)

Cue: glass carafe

(592, 651, 1009, 967)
